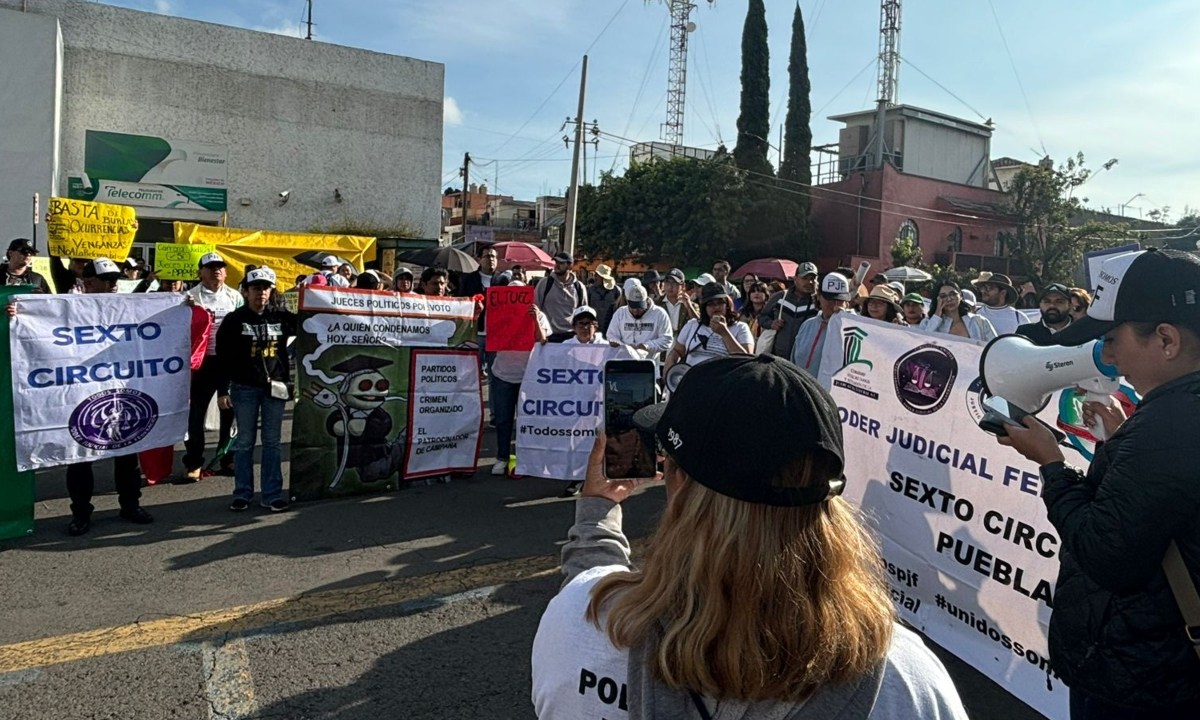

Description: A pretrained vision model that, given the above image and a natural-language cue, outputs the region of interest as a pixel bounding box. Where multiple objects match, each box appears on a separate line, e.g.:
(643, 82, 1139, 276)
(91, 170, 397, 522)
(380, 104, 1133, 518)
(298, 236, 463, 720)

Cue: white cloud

(444, 97, 464, 126)
(152, 0, 174, 14)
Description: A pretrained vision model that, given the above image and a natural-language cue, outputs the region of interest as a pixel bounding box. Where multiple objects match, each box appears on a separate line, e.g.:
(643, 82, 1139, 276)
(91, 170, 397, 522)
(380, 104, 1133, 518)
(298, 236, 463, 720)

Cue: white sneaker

(490, 461, 507, 476)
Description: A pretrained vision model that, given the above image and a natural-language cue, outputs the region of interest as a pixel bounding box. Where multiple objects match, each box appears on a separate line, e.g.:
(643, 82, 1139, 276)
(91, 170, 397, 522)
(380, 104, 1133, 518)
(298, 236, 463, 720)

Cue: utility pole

(305, 0, 314, 40)
(562, 55, 588, 258)
(461, 152, 471, 243)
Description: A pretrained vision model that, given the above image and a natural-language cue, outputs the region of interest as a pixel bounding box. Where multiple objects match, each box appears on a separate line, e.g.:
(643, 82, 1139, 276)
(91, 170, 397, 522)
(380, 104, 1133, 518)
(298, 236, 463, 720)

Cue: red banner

(485, 285, 535, 351)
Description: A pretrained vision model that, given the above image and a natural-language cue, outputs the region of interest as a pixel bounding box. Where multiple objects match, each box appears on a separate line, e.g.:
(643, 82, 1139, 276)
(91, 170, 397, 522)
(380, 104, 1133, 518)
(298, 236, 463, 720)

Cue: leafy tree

(1005, 153, 1128, 287)
(733, 0, 773, 177)
(576, 155, 746, 267)
(890, 235, 921, 268)
(778, 3, 811, 190)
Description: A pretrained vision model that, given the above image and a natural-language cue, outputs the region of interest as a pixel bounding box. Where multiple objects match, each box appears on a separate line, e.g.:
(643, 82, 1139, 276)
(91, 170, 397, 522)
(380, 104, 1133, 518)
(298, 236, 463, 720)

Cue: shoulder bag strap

(1162, 540, 1200, 661)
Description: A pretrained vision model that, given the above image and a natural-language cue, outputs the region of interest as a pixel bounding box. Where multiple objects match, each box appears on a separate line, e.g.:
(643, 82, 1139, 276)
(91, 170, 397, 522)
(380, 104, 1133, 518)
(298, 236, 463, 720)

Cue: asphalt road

(0, 411, 1046, 720)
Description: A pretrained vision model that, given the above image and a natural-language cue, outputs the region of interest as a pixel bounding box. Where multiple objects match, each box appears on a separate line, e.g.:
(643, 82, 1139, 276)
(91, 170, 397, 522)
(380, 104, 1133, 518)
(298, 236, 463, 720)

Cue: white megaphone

(979, 334, 1120, 441)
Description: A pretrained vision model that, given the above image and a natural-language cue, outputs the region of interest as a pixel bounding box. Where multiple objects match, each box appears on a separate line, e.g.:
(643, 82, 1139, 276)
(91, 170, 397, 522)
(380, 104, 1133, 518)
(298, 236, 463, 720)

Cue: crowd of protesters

(6, 233, 1199, 718)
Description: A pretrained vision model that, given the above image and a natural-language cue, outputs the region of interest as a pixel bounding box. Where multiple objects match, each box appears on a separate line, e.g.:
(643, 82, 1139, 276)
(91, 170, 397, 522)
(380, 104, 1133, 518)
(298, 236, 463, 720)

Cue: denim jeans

(490, 375, 521, 462)
(230, 383, 286, 504)
(478, 333, 495, 375)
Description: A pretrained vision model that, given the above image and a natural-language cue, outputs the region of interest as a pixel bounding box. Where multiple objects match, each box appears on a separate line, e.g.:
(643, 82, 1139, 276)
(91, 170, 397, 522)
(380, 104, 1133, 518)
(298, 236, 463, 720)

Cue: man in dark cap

(2, 239, 52, 293)
(641, 269, 665, 305)
(306, 354, 407, 488)
(1015, 283, 1074, 345)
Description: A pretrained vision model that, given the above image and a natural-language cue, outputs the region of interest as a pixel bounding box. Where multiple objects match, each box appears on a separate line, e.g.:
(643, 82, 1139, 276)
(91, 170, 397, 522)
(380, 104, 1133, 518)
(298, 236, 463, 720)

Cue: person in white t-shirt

(563, 306, 606, 345)
(970, 272, 1026, 336)
(606, 280, 673, 361)
(663, 283, 753, 379)
(531, 355, 969, 719)
(182, 252, 245, 481)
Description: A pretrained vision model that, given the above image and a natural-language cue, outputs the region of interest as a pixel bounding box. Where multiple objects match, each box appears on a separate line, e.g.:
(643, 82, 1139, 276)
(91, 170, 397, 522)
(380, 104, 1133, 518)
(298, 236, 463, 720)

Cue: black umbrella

(293, 250, 353, 271)
(396, 246, 479, 273)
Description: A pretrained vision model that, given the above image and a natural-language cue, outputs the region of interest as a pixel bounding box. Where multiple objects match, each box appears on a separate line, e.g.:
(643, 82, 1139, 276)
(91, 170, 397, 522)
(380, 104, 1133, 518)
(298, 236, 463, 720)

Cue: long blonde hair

(587, 454, 894, 701)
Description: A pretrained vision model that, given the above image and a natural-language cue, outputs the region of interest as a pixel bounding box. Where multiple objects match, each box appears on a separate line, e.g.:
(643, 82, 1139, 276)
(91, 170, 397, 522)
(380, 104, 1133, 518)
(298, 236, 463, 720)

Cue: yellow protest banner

(173, 223, 375, 288)
(155, 243, 215, 280)
(47, 197, 138, 260)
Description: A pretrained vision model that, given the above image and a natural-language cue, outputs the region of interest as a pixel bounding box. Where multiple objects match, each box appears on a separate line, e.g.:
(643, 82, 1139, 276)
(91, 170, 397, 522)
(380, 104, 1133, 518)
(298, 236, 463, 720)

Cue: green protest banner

(289, 288, 479, 501)
(155, 243, 215, 280)
(0, 286, 36, 540)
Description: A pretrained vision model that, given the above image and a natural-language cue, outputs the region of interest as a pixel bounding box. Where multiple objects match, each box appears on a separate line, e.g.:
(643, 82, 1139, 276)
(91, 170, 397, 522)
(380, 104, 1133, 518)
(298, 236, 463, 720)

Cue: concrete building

(0, 0, 443, 257)
(810, 104, 1018, 275)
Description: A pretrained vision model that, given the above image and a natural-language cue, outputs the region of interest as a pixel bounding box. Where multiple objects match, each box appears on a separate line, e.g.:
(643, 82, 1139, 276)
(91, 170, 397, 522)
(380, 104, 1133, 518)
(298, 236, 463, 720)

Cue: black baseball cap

(642, 269, 663, 284)
(633, 355, 846, 506)
(7, 238, 36, 254)
(666, 268, 685, 283)
(1052, 248, 1200, 346)
(552, 252, 573, 264)
(1040, 283, 1071, 301)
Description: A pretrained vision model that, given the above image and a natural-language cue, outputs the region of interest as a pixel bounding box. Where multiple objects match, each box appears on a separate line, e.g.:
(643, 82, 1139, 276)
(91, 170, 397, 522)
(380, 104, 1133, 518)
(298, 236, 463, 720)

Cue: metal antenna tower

(873, 0, 901, 168)
(876, 0, 901, 106)
(658, 1, 712, 146)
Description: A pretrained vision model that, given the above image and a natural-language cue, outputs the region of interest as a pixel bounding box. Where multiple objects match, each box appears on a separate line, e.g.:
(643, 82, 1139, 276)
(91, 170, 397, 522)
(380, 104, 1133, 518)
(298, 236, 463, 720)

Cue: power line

(984, 0, 1046, 155)
(491, 0, 632, 155)
(813, 57, 878, 117)
(900, 55, 987, 121)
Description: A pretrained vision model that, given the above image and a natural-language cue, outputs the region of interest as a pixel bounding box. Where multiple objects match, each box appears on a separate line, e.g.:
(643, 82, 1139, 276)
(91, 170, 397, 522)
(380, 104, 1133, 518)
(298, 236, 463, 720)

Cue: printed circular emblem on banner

(964, 376, 988, 426)
(893, 344, 958, 415)
(69, 389, 159, 450)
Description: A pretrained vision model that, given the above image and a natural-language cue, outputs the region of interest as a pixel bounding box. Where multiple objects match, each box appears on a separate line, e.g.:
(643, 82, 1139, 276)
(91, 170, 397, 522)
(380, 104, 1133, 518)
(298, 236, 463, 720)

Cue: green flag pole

(0, 286, 35, 540)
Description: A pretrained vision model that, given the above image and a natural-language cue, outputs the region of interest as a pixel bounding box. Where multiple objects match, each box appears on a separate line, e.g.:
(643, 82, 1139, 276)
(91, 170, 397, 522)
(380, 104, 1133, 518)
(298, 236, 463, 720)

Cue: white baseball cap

(820, 273, 852, 301)
(625, 283, 649, 309)
(198, 252, 225, 268)
(570, 305, 599, 323)
(84, 257, 121, 279)
(693, 273, 716, 286)
(321, 254, 340, 267)
(245, 267, 277, 287)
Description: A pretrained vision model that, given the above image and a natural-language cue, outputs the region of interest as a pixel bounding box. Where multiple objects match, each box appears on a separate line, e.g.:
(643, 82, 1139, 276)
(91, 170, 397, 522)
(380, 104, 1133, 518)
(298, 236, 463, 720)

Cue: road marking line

(202, 637, 256, 720)
(0, 554, 559, 675)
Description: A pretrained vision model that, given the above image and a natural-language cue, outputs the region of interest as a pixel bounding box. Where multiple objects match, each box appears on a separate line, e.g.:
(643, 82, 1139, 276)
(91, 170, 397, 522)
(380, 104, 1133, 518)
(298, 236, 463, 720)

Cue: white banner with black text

(9, 293, 191, 470)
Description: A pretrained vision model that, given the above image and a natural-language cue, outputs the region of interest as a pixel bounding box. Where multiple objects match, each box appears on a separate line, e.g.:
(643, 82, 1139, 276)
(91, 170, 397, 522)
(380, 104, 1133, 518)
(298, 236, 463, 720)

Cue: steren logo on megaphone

(1044, 360, 1075, 371)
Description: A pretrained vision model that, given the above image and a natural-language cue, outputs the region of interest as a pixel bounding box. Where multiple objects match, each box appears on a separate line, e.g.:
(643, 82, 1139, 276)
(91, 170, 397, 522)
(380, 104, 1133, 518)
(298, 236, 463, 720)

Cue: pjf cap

(82, 257, 121, 279)
(820, 272, 851, 301)
(245, 267, 277, 287)
(634, 355, 845, 506)
(198, 252, 225, 268)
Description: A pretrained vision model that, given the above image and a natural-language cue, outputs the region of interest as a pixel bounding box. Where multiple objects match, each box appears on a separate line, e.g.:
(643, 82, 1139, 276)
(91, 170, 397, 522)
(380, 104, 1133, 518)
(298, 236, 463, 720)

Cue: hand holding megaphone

(979, 334, 1120, 442)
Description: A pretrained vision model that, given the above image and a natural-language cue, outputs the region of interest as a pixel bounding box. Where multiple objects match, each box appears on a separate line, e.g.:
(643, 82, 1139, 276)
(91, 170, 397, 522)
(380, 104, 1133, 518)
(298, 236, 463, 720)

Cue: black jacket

(1040, 371, 1200, 709)
(757, 288, 817, 357)
(1, 263, 53, 293)
(456, 270, 490, 332)
(214, 306, 298, 394)
(1015, 319, 1071, 346)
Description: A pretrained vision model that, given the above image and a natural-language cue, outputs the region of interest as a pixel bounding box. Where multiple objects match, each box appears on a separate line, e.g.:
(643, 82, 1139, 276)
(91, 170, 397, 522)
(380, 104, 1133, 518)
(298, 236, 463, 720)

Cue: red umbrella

(731, 258, 799, 281)
(492, 241, 554, 271)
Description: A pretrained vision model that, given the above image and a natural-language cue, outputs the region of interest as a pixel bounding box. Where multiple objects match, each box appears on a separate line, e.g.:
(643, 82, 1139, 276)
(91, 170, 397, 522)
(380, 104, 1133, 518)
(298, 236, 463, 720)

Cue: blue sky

(106, 0, 1197, 221)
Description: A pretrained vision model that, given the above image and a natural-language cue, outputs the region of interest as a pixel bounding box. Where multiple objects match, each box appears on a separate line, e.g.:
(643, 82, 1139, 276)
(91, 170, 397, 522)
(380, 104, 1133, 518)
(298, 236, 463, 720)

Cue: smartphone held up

(602, 359, 658, 480)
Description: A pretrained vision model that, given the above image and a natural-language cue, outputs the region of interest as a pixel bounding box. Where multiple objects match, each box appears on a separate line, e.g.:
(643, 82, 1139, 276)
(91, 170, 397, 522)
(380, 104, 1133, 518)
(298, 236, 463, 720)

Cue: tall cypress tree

(779, 3, 812, 188)
(733, 0, 772, 176)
